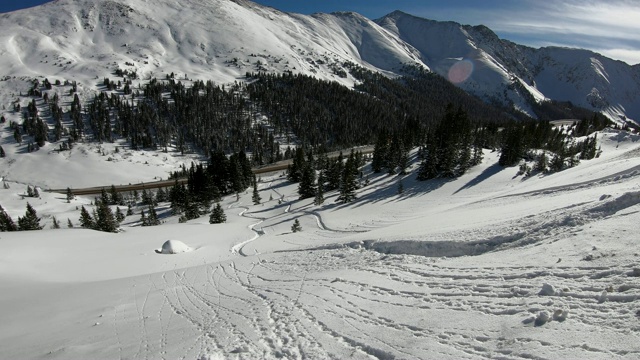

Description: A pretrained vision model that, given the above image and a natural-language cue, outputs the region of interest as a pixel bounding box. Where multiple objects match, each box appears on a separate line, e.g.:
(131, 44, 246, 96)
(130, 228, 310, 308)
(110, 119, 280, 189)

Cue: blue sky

(1, 0, 639, 64)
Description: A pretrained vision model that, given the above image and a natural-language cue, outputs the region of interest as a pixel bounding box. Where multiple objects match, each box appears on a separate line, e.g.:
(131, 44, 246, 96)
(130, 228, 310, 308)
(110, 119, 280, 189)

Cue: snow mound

(156, 240, 192, 254)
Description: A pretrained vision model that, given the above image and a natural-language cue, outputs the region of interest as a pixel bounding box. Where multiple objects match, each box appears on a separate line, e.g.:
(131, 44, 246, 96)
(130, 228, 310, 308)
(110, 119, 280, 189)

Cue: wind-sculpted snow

(1, 133, 640, 359)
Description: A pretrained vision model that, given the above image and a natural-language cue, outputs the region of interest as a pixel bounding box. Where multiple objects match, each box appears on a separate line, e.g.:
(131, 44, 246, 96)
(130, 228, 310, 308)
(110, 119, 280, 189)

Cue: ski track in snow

(100, 247, 640, 360)
(95, 177, 640, 360)
(2, 138, 640, 359)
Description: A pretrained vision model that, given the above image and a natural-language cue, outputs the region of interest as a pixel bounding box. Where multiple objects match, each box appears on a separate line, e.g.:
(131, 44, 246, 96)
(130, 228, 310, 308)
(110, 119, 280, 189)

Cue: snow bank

(156, 240, 192, 254)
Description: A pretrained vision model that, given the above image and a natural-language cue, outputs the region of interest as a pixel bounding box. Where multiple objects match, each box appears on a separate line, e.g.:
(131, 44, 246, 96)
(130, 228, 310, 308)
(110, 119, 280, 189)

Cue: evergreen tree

(252, 175, 261, 205)
(417, 140, 438, 181)
(115, 206, 125, 223)
(287, 147, 306, 183)
(66, 187, 74, 202)
(139, 209, 147, 226)
(534, 152, 548, 173)
(550, 149, 565, 172)
(79, 205, 95, 229)
(209, 203, 227, 224)
(291, 219, 302, 233)
(326, 153, 344, 191)
(51, 216, 60, 229)
(314, 170, 325, 206)
(27, 186, 35, 198)
(298, 162, 317, 200)
(372, 130, 390, 173)
(156, 187, 168, 202)
(110, 185, 123, 205)
(99, 187, 110, 206)
(95, 201, 118, 233)
(141, 189, 155, 206)
(17, 203, 43, 231)
(146, 205, 160, 226)
(337, 153, 358, 204)
(169, 181, 188, 214)
(499, 125, 525, 167)
(183, 194, 200, 220)
(67, 218, 73, 228)
(126, 204, 134, 216)
(0, 145, 5, 158)
(0, 204, 17, 232)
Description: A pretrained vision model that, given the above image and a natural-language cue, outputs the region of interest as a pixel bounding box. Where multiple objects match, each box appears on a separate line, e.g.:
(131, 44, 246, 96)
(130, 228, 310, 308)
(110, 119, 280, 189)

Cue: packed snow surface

(0, 129, 639, 359)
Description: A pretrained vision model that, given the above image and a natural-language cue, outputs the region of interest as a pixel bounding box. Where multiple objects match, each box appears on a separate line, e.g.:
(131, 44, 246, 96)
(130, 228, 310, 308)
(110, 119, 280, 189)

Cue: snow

(0, 0, 638, 130)
(1, 128, 639, 359)
(157, 240, 192, 254)
(0, 1, 639, 358)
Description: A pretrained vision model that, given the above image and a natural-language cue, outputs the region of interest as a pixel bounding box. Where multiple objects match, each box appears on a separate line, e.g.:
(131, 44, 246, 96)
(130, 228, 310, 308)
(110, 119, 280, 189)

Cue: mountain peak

(0, 0, 637, 122)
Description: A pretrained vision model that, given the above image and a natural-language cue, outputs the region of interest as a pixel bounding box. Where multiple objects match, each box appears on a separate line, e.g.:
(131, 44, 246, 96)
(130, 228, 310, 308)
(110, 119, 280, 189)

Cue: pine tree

(499, 125, 525, 167)
(99, 188, 110, 206)
(372, 131, 389, 173)
(291, 219, 302, 233)
(287, 147, 306, 183)
(126, 204, 133, 216)
(139, 210, 147, 226)
(115, 206, 125, 223)
(141, 189, 155, 206)
(110, 185, 123, 205)
(66, 187, 74, 202)
(534, 152, 548, 173)
(298, 163, 317, 200)
(184, 194, 200, 220)
(209, 203, 227, 224)
(0, 204, 17, 232)
(95, 201, 118, 233)
(67, 218, 73, 228)
(156, 187, 167, 202)
(169, 182, 187, 215)
(79, 205, 95, 229)
(0, 145, 5, 158)
(252, 175, 261, 205)
(146, 205, 160, 226)
(27, 186, 35, 198)
(17, 203, 43, 231)
(337, 153, 358, 204)
(326, 153, 344, 191)
(314, 170, 325, 205)
(33, 187, 40, 198)
(51, 216, 60, 229)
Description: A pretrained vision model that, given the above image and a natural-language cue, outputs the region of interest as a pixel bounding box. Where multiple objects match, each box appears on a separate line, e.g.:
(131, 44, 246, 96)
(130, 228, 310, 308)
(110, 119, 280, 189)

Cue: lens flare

(448, 59, 474, 84)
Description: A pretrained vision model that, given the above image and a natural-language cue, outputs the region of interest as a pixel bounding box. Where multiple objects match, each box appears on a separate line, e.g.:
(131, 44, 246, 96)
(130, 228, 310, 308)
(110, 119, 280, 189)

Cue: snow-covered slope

(1, 128, 639, 359)
(0, 0, 421, 92)
(1, 1, 639, 124)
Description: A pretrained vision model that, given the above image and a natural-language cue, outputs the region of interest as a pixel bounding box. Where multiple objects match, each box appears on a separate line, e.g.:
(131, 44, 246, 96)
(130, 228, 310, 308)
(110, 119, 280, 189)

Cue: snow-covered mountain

(376, 11, 640, 123)
(0, 0, 639, 122)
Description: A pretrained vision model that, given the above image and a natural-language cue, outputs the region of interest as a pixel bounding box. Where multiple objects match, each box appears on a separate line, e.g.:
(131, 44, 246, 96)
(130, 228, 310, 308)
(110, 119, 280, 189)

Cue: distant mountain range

(0, 0, 638, 123)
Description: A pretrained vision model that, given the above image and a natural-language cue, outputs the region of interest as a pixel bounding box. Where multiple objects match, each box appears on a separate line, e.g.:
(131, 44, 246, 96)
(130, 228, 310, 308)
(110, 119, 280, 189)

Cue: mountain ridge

(0, 0, 638, 123)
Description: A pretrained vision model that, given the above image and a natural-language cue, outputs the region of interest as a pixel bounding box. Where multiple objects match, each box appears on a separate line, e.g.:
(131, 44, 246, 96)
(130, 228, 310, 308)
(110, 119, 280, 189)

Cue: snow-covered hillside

(0, 0, 639, 123)
(1, 128, 639, 359)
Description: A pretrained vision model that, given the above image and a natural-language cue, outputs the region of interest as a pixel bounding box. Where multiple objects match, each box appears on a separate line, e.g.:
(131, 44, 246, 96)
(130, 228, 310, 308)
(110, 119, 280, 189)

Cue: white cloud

(596, 48, 640, 65)
(409, 0, 640, 65)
